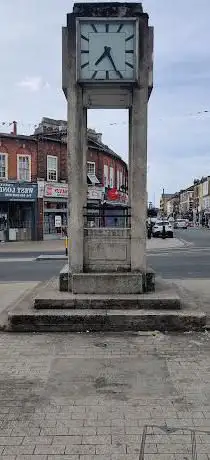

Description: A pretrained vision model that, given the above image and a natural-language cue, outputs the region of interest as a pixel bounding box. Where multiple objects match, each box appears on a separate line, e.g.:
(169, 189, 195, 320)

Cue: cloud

(1, 0, 210, 205)
(17, 77, 50, 92)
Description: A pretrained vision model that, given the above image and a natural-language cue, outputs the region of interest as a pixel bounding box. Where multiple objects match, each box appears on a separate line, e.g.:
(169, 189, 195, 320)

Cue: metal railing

(83, 205, 131, 228)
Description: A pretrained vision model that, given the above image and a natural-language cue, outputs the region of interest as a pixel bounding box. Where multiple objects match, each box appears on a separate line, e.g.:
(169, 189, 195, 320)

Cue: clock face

(77, 20, 136, 81)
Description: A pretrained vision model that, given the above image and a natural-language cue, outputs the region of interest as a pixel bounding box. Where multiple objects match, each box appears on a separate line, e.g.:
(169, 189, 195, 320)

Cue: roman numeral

(125, 50, 134, 54)
(125, 61, 133, 68)
(106, 71, 109, 79)
(91, 71, 97, 79)
(105, 24, 109, 33)
(81, 34, 89, 42)
(117, 24, 123, 33)
(81, 62, 89, 68)
(91, 24, 98, 32)
(81, 50, 89, 54)
(125, 34, 134, 42)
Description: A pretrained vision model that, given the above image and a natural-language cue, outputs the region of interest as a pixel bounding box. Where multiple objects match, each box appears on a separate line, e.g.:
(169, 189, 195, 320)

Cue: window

(87, 161, 95, 175)
(110, 167, 114, 188)
(17, 155, 31, 181)
(117, 170, 120, 190)
(120, 171, 123, 188)
(104, 164, 108, 187)
(47, 155, 58, 181)
(0, 153, 8, 179)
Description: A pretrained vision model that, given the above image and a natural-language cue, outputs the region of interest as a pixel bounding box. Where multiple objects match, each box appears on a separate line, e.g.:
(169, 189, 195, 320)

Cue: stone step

(34, 292, 181, 310)
(8, 309, 206, 332)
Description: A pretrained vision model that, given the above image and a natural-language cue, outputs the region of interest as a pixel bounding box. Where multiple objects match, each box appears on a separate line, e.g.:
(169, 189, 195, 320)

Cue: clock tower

(62, 2, 154, 293)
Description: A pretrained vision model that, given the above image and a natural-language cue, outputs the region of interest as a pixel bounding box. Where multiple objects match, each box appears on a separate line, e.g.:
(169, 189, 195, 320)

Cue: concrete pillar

(67, 85, 85, 273)
(128, 108, 132, 207)
(82, 108, 87, 210)
(130, 21, 149, 272)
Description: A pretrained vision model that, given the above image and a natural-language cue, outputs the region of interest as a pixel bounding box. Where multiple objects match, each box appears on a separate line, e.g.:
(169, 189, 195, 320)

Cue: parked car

(174, 219, 188, 229)
(152, 220, 173, 238)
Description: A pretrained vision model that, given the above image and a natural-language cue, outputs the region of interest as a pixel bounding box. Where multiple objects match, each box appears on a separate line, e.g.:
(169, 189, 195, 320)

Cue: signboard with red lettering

(106, 188, 128, 204)
(44, 183, 68, 198)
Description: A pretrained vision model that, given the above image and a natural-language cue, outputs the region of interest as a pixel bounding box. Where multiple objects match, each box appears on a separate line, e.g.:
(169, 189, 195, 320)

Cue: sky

(0, 0, 210, 205)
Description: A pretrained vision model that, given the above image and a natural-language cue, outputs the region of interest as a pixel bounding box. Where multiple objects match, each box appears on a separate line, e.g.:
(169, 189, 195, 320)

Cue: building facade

(179, 186, 194, 219)
(159, 193, 174, 216)
(166, 193, 180, 218)
(0, 120, 128, 241)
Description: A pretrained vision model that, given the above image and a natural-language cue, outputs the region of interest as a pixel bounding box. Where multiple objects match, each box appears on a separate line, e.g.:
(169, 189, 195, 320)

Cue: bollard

(65, 236, 68, 256)
(147, 224, 152, 239)
(162, 225, 166, 239)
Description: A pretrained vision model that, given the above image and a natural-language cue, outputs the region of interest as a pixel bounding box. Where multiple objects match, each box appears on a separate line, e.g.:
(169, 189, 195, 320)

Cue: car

(152, 220, 173, 238)
(174, 219, 188, 229)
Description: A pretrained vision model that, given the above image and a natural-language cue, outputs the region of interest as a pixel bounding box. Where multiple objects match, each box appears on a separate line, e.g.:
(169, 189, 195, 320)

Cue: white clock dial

(78, 21, 136, 81)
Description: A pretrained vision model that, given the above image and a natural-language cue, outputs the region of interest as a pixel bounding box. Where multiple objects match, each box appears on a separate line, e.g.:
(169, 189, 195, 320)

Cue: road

(148, 227, 210, 279)
(0, 227, 210, 282)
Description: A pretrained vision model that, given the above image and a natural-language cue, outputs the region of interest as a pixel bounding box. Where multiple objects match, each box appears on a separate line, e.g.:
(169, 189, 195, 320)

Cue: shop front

(103, 188, 129, 227)
(43, 182, 68, 239)
(0, 182, 38, 241)
(85, 186, 104, 227)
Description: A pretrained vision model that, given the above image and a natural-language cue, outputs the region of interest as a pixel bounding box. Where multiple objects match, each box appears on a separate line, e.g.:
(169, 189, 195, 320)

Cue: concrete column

(128, 107, 133, 207)
(67, 86, 85, 273)
(130, 22, 149, 272)
(82, 108, 87, 209)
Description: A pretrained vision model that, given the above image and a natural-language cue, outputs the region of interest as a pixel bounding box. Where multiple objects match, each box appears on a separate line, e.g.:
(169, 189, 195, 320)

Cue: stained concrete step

(34, 292, 181, 310)
(8, 308, 206, 332)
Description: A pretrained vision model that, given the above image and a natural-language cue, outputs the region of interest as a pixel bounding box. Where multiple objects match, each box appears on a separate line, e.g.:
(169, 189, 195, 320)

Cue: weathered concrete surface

(84, 228, 131, 273)
(0, 281, 39, 328)
(36, 277, 177, 311)
(167, 278, 210, 326)
(6, 277, 206, 332)
(1, 331, 210, 458)
(8, 308, 206, 333)
(72, 272, 143, 295)
(59, 264, 70, 291)
(59, 265, 155, 293)
(34, 292, 181, 310)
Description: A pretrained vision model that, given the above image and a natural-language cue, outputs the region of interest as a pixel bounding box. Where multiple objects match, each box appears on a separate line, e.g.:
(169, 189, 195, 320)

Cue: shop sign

(106, 188, 128, 204)
(55, 215, 62, 227)
(44, 183, 68, 199)
(0, 182, 38, 200)
(87, 186, 104, 200)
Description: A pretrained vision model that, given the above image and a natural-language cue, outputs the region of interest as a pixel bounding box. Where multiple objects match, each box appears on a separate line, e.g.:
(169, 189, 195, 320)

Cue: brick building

(0, 119, 128, 241)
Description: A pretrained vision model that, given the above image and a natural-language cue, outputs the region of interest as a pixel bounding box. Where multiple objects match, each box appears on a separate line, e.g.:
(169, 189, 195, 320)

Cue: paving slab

(0, 331, 210, 458)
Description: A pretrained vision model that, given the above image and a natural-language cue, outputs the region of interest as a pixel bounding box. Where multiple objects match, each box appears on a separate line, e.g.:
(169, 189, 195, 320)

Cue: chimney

(13, 121, 17, 135)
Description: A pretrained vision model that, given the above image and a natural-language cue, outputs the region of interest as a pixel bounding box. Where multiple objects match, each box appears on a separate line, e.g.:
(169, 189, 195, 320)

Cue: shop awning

(87, 174, 100, 185)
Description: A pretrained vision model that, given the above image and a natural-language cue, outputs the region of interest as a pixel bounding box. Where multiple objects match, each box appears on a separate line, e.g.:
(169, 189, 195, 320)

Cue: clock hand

(106, 48, 123, 78)
(95, 46, 111, 66)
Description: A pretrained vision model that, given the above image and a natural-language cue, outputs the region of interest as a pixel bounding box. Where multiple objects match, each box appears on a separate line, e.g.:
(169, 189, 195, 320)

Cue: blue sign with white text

(0, 182, 38, 200)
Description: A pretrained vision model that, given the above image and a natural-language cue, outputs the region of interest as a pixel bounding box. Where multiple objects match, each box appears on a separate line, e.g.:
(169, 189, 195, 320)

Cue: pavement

(0, 240, 65, 253)
(0, 331, 210, 459)
(0, 229, 209, 457)
(0, 282, 40, 328)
